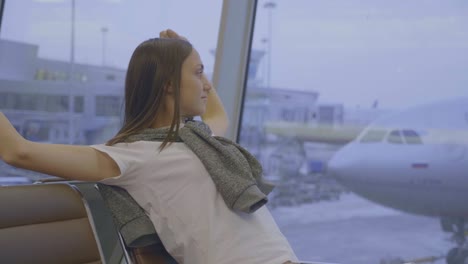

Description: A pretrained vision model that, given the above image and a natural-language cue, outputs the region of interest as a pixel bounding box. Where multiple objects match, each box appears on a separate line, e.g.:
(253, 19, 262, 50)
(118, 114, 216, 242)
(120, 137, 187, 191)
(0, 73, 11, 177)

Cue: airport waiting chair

(0, 183, 103, 264)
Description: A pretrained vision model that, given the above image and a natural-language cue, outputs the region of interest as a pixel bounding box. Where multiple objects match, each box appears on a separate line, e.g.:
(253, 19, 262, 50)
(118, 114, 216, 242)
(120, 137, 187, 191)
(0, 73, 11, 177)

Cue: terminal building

(1, 38, 342, 146)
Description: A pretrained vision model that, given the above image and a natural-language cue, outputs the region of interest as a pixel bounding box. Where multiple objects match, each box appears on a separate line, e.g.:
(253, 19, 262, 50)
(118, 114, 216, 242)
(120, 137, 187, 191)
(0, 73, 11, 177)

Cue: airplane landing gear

(446, 247, 468, 264)
(443, 218, 468, 264)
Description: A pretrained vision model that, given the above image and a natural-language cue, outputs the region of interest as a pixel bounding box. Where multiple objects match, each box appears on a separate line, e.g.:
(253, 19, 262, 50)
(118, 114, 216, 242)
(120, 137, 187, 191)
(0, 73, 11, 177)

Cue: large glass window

(0, 0, 222, 183)
(241, 0, 468, 263)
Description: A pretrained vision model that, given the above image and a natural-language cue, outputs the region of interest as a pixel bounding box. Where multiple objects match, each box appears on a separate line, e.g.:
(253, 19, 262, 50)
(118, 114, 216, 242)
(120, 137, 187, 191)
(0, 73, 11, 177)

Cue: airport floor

(271, 194, 452, 264)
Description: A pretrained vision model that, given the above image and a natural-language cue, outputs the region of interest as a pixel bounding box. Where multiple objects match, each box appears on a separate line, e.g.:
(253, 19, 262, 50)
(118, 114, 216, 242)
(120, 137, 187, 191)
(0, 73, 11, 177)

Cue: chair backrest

(0, 183, 103, 264)
(95, 183, 178, 264)
(130, 244, 175, 264)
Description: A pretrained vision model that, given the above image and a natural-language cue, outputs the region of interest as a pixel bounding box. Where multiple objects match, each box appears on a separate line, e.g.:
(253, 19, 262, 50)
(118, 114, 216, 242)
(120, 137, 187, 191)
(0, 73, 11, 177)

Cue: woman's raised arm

(200, 81, 229, 136)
(0, 113, 120, 181)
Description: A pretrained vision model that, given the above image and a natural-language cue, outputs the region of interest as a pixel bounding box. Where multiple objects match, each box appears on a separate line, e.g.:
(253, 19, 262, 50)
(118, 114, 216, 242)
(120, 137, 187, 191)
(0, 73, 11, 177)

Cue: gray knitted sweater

(98, 120, 275, 248)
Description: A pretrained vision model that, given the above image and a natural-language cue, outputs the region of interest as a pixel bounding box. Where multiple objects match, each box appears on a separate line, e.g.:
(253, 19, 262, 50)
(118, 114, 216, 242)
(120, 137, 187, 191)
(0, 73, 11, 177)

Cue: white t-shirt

(91, 141, 298, 264)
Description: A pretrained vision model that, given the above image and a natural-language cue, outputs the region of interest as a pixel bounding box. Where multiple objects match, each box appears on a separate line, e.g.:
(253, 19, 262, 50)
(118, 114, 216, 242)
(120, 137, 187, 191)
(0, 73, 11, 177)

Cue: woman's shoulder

(91, 141, 163, 162)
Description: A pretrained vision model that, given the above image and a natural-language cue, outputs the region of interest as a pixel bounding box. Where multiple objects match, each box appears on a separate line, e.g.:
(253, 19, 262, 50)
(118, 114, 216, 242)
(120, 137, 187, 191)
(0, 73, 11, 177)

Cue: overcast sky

(1, 0, 468, 110)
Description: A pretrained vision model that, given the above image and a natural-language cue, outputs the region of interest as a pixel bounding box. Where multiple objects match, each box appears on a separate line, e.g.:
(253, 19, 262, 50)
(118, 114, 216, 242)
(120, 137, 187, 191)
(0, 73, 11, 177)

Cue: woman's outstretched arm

(0, 112, 120, 181)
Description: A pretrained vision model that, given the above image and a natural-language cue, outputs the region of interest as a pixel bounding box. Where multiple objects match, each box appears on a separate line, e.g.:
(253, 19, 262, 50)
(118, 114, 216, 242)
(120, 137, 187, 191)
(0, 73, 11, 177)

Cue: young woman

(0, 29, 299, 264)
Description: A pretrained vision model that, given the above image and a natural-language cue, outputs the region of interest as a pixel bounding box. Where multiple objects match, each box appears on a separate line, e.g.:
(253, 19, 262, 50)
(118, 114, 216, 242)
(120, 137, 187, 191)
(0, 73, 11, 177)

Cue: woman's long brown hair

(106, 38, 193, 150)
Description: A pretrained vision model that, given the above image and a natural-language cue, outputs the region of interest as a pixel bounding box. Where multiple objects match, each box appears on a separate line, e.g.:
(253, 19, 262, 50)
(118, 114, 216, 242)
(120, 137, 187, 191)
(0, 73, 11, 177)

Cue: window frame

(213, 0, 258, 142)
(0, 0, 4, 33)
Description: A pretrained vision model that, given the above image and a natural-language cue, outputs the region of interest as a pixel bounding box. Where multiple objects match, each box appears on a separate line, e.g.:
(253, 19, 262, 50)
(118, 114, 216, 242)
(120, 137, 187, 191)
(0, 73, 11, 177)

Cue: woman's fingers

(166, 29, 188, 41)
(166, 29, 179, 38)
(159, 30, 168, 38)
(159, 29, 188, 41)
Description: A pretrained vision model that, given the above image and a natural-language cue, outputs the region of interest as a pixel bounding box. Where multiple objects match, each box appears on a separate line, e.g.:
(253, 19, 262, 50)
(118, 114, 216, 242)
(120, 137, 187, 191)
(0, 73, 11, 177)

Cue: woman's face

(178, 48, 211, 117)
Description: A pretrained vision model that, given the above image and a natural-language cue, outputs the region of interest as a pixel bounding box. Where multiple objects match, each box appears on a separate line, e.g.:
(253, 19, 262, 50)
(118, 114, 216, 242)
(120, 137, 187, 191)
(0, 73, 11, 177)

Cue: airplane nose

(327, 146, 356, 182)
(327, 153, 345, 180)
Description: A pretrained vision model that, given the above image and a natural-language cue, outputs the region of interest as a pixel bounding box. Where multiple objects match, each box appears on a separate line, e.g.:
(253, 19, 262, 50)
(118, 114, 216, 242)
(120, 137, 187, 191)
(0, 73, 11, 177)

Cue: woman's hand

(0, 112, 25, 163)
(159, 29, 188, 41)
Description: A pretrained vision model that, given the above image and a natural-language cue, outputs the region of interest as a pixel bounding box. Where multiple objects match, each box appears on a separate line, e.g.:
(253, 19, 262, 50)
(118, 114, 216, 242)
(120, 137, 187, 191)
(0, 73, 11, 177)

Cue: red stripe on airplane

(412, 163, 429, 169)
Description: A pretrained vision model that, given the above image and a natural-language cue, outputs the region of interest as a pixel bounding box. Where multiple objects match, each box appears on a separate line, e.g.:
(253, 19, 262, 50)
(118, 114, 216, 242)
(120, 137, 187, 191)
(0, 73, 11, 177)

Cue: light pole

(261, 37, 268, 86)
(264, 1, 276, 89)
(68, 0, 76, 144)
(101, 27, 108, 66)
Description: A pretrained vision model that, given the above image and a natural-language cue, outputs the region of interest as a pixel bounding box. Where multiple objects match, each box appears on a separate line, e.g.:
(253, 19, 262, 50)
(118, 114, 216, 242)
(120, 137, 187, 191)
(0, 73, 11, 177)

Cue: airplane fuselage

(329, 142, 468, 218)
(327, 98, 468, 219)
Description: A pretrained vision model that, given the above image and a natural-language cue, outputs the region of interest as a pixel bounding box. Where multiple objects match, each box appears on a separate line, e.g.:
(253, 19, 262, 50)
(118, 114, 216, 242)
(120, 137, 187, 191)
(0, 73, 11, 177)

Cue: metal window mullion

(212, 0, 257, 142)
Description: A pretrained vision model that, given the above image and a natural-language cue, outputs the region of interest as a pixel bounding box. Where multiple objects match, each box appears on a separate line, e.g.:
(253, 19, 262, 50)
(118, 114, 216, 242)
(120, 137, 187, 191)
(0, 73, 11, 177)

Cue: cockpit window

(387, 130, 403, 144)
(402, 129, 423, 144)
(360, 129, 387, 143)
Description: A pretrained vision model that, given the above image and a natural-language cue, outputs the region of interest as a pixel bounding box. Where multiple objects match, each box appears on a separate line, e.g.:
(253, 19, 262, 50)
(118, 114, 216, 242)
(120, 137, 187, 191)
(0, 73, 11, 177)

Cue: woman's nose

(202, 77, 212, 92)
(204, 82, 212, 92)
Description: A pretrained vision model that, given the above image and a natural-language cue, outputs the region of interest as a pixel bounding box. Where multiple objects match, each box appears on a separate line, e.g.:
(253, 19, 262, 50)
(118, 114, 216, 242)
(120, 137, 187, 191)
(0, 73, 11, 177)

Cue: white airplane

(327, 97, 468, 264)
